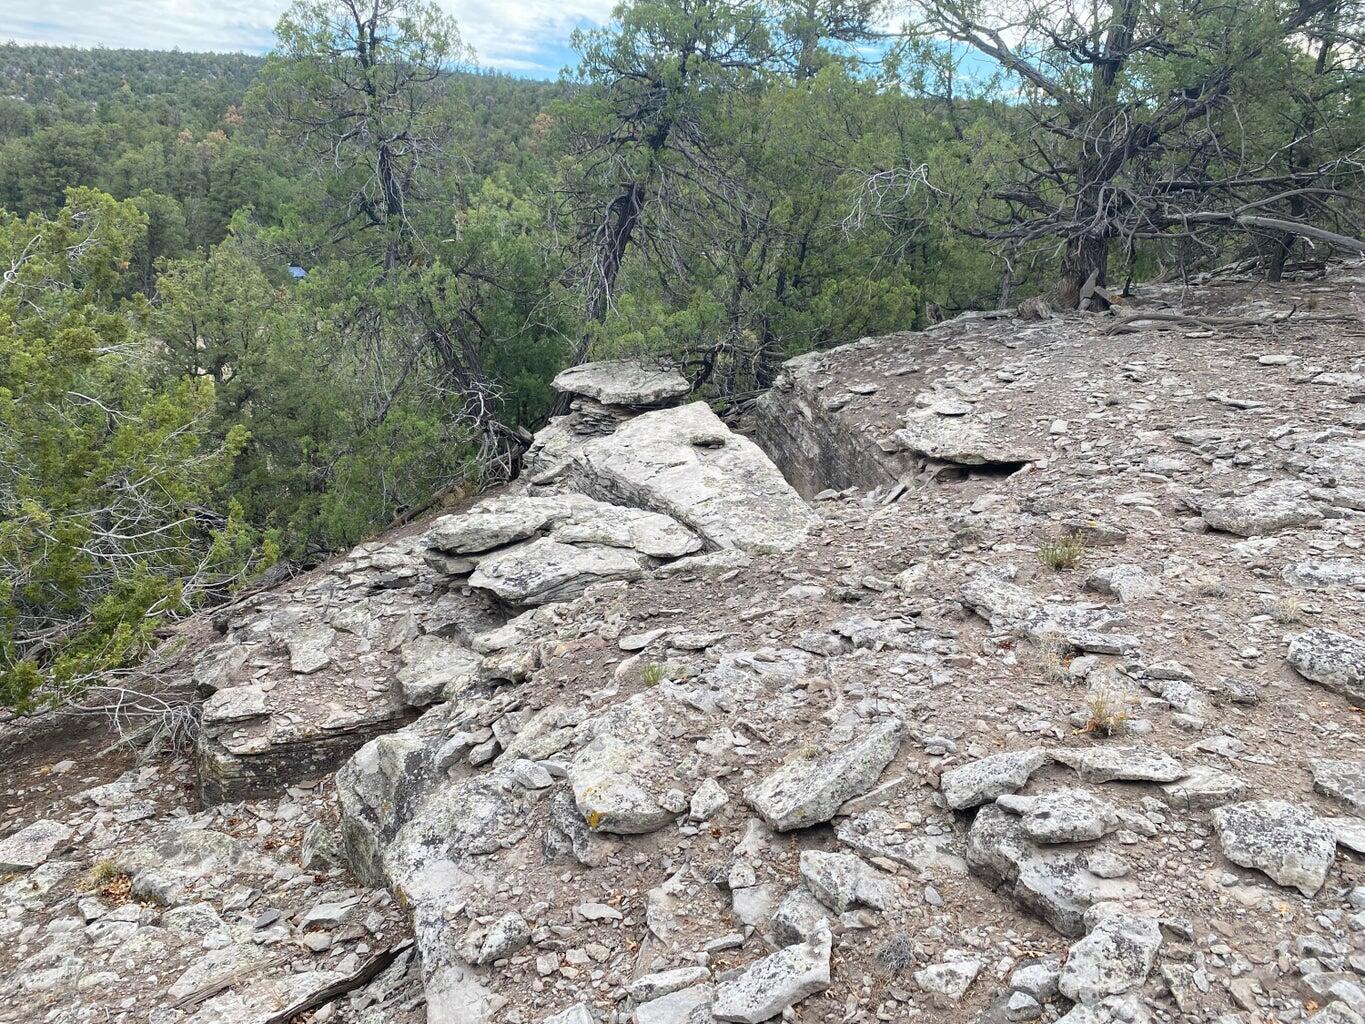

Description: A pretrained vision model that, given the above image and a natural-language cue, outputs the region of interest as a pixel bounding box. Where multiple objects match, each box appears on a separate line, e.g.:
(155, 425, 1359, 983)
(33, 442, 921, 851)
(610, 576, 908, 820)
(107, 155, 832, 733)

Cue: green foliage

(0, 189, 259, 711)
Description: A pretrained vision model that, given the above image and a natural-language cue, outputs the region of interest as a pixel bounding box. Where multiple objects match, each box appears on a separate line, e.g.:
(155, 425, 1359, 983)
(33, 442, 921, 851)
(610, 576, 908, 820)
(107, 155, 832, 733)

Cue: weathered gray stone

(913, 956, 981, 1001)
(285, 624, 335, 674)
(1290, 629, 1365, 705)
(630, 967, 711, 1003)
(1312, 759, 1365, 816)
(1052, 745, 1185, 784)
(1212, 799, 1336, 896)
(573, 402, 820, 554)
(1158, 766, 1248, 811)
(469, 538, 655, 607)
(798, 850, 894, 912)
(966, 805, 1139, 937)
(996, 789, 1119, 844)
(834, 810, 966, 875)
(769, 888, 830, 947)
(689, 778, 728, 821)
(471, 912, 529, 965)
(552, 360, 690, 407)
(1200, 480, 1322, 536)
(569, 735, 674, 834)
(1285, 559, 1365, 590)
(0, 819, 74, 872)
(939, 749, 1049, 809)
(712, 922, 831, 1023)
(398, 635, 482, 707)
(745, 720, 902, 831)
(201, 684, 268, 725)
(1058, 907, 1162, 1005)
(892, 410, 1042, 467)
(1086, 564, 1160, 603)
(632, 984, 713, 1024)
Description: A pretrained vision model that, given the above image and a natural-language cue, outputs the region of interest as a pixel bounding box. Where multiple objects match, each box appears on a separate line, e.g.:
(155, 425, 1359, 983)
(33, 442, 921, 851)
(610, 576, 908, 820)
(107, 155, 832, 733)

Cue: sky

(2, 0, 619, 79)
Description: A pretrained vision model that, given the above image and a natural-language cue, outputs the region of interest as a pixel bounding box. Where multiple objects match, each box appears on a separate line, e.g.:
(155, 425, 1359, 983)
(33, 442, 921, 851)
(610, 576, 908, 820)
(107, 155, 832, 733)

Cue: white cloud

(2, 0, 616, 77)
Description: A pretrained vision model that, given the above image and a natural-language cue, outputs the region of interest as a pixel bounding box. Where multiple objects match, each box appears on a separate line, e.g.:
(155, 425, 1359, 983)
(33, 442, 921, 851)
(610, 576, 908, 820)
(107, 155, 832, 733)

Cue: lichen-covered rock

(569, 735, 675, 835)
(1052, 745, 1185, 784)
(397, 635, 482, 707)
(1058, 906, 1162, 1005)
(798, 850, 894, 912)
(744, 719, 902, 831)
(0, 819, 74, 872)
(1212, 799, 1336, 896)
(712, 921, 831, 1022)
(573, 402, 820, 554)
(939, 748, 1049, 809)
(1200, 480, 1323, 536)
(1312, 758, 1365, 816)
(1289, 628, 1365, 704)
(996, 789, 1119, 844)
(551, 360, 690, 407)
(966, 805, 1139, 937)
(1158, 765, 1248, 811)
(913, 955, 981, 1001)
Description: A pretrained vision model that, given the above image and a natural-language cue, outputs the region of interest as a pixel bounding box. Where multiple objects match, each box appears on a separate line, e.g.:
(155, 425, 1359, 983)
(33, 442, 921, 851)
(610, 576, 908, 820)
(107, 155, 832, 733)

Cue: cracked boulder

(745, 720, 903, 831)
(1289, 628, 1365, 705)
(967, 805, 1139, 937)
(1200, 480, 1323, 536)
(939, 748, 1049, 809)
(798, 850, 895, 912)
(571, 401, 820, 554)
(1052, 745, 1185, 785)
(996, 789, 1120, 843)
(1058, 906, 1162, 1005)
(712, 921, 832, 1023)
(1212, 799, 1336, 896)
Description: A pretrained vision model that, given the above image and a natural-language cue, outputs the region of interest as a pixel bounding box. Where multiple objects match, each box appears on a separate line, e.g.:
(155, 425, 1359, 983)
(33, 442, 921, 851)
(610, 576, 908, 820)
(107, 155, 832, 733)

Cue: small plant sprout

(875, 932, 918, 974)
(1038, 532, 1087, 570)
(1038, 635, 1072, 684)
(1083, 686, 1133, 736)
(1267, 594, 1303, 624)
(642, 663, 668, 687)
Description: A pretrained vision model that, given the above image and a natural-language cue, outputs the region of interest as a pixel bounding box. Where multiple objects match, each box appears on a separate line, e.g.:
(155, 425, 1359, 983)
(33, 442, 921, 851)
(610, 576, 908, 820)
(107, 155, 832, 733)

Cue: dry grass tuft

(1038, 533, 1087, 570)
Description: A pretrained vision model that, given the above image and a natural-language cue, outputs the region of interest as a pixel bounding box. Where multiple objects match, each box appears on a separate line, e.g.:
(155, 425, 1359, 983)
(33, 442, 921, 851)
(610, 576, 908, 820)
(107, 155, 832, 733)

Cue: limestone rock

(1158, 765, 1248, 811)
(1086, 564, 1160, 603)
(1289, 629, 1365, 704)
(798, 850, 894, 912)
(744, 720, 902, 831)
(397, 635, 482, 707)
(1285, 559, 1365, 590)
(1312, 759, 1365, 816)
(913, 955, 981, 1001)
(1200, 480, 1322, 536)
(0, 819, 74, 872)
(712, 922, 832, 1023)
(633, 984, 712, 1024)
(769, 888, 831, 947)
(569, 735, 675, 834)
(892, 410, 1042, 467)
(1212, 799, 1336, 896)
(1052, 745, 1185, 784)
(573, 402, 820, 554)
(939, 748, 1049, 809)
(1058, 907, 1162, 1005)
(469, 537, 655, 607)
(471, 912, 530, 965)
(966, 805, 1139, 937)
(552, 360, 690, 407)
(996, 789, 1119, 843)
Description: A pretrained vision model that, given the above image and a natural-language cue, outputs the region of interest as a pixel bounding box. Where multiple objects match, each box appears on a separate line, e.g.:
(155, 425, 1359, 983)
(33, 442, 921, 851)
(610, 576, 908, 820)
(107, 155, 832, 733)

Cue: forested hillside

(1, 0, 1360, 713)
